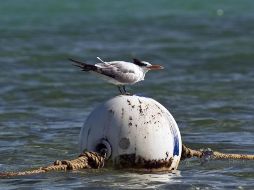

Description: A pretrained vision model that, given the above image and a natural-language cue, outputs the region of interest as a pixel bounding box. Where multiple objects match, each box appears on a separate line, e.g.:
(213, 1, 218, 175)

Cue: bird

(69, 57, 164, 95)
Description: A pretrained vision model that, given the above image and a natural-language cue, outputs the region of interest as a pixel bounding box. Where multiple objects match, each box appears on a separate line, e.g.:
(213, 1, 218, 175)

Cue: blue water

(0, 0, 254, 189)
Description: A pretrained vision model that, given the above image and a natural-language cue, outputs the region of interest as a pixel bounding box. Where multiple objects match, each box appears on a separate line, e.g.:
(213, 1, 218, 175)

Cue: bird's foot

(118, 86, 133, 96)
(124, 92, 133, 96)
(118, 92, 133, 96)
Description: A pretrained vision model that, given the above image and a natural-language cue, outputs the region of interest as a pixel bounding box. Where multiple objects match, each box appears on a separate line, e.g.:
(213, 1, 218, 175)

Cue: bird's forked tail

(69, 58, 97, 71)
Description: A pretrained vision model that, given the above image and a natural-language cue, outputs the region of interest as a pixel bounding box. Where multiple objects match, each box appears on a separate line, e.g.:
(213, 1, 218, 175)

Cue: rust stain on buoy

(116, 154, 174, 172)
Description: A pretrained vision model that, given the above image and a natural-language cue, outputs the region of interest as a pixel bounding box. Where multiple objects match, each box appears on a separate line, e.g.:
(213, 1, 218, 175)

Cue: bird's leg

(123, 86, 132, 96)
(123, 86, 127, 93)
(118, 86, 124, 94)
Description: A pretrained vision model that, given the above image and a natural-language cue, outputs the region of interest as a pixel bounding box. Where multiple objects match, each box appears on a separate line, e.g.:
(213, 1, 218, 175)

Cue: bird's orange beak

(147, 65, 164, 70)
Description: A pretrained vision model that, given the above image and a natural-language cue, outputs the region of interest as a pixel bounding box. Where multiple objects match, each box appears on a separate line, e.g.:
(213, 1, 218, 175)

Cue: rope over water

(0, 152, 105, 177)
(1, 145, 254, 177)
(181, 144, 254, 160)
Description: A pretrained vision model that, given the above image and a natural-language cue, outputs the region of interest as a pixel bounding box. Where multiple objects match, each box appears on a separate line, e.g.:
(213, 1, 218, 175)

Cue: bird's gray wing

(97, 64, 138, 84)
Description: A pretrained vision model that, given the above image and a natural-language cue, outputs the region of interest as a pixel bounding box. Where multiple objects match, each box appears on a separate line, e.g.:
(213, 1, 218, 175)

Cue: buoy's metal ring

(95, 139, 112, 159)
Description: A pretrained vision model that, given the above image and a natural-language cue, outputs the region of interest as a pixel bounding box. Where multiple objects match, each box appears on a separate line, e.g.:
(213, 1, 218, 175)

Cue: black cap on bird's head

(133, 58, 164, 70)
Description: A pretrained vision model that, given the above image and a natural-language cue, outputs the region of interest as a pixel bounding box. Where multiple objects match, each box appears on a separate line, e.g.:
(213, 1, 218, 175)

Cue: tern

(69, 57, 164, 94)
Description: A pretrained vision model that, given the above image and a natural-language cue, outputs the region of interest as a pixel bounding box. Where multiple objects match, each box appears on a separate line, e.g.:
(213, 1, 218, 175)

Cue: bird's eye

(133, 58, 147, 67)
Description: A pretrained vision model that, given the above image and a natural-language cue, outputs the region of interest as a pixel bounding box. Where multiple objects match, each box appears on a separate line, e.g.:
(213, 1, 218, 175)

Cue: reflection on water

(0, 169, 182, 189)
(92, 171, 182, 189)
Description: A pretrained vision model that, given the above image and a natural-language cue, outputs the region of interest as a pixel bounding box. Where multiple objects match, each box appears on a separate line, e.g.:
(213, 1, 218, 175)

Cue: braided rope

(181, 144, 203, 159)
(181, 144, 254, 160)
(213, 151, 254, 160)
(1, 145, 254, 177)
(0, 152, 105, 177)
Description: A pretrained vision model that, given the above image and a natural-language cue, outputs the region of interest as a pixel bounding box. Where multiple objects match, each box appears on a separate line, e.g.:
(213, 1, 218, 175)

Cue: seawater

(0, 0, 254, 189)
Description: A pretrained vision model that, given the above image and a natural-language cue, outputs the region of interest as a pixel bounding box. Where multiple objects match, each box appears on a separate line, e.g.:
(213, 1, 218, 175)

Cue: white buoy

(79, 95, 182, 171)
